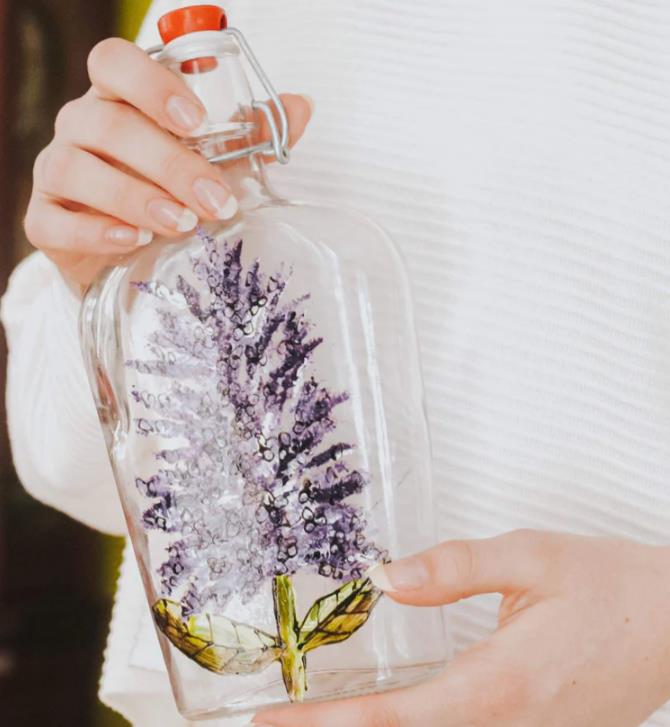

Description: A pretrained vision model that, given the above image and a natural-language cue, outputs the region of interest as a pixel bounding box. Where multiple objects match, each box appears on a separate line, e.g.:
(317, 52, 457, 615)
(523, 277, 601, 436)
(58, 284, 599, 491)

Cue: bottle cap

(158, 5, 228, 74)
(158, 5, 228, 45)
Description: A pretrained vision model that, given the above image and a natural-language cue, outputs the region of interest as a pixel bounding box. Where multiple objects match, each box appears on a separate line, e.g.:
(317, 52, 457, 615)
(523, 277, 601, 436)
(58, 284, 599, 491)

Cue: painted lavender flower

(127, 229, 385, 700)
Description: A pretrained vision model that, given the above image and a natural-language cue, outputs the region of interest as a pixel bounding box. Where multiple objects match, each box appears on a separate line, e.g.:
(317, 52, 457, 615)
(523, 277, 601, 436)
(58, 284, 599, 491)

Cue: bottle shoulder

(90, 199, 410, 303)
(245, 199, 406, 265)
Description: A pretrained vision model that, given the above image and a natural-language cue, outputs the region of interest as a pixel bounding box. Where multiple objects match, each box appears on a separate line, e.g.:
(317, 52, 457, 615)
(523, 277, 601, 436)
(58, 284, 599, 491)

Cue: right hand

(255, 532, 670, 727)
(24, 37, 312, 285)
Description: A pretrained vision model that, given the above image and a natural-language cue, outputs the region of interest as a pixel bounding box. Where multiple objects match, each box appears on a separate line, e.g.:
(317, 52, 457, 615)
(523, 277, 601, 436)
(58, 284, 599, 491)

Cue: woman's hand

(252, 531, 670, 727)
(24, 37, 312, 285)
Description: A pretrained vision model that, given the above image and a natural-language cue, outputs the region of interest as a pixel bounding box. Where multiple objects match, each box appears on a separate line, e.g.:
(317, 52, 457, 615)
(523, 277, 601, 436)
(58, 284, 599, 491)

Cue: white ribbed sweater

(4, 1, 670, 725)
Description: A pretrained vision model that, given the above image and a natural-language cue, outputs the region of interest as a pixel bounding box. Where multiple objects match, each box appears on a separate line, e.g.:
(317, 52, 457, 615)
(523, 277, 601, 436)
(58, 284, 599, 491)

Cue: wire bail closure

(148, 28, 290, 166)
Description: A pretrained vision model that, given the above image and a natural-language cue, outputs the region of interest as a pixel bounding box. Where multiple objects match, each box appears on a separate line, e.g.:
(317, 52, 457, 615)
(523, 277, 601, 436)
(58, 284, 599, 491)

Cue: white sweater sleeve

(1, 253, 125, 535)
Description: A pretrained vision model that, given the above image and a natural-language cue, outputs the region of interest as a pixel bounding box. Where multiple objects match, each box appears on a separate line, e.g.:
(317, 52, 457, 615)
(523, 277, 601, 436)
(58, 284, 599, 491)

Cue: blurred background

(0, 3, 152, 724)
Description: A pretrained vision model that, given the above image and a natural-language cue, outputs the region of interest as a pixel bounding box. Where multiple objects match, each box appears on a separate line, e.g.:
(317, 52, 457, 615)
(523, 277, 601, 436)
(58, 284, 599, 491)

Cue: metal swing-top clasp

(148, 5, 290, 166)
(212, 28, 291, 166)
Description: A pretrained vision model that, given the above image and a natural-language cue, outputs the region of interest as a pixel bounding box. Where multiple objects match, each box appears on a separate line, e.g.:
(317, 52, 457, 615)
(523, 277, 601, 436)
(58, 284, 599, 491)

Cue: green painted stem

(272, 575, 307, 702)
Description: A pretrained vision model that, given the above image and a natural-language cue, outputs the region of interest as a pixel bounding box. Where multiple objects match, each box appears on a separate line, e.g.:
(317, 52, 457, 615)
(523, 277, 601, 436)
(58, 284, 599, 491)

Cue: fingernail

(166, 95, 205, 132)
(302, 93, 316, 115)
(105, 226, 154, 247)
(193, 178, 238, 220)
(366, 558, 430, 592)
(137, 228, 154, 246)
(148, 199, 198, 232)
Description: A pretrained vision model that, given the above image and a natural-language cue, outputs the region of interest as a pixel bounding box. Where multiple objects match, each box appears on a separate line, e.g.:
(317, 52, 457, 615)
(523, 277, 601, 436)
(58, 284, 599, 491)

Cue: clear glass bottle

(80, 4, 448, 720)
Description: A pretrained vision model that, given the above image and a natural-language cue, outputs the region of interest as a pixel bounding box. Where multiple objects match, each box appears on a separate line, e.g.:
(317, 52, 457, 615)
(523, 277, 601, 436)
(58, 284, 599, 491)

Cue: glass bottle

(80, 4, 448, 720)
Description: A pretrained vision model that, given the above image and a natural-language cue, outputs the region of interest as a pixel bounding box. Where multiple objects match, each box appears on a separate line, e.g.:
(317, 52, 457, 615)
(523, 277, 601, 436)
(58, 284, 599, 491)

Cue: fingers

(56, 95, 237, 221)
(367, 529, 553, 606)
(254, 531, 555, 727)
(87, 38, 206, 136)
(33, 144, 199, 237)
(86, 38, 314, 149)
(52, 92, 312, 224)
(24, 194, 152, 256)
(29, 33, 315, 285)
(257, 93, 314, 154)
(253, 670, 443, 727)
(252, 647, 514, 727)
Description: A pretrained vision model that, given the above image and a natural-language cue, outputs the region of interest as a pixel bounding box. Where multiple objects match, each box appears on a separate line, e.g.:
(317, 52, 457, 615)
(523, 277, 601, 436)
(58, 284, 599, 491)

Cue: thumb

(367, 529, 549, 606)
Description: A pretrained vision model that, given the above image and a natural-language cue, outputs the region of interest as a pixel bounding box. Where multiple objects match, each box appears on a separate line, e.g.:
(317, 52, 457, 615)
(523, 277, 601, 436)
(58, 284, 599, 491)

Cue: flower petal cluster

(127, 231, 383, 613)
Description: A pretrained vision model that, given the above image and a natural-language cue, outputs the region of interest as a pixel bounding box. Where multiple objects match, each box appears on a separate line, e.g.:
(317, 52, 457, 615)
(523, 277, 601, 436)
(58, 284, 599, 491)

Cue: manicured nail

(366, 558, 430, 592)
(105, 226, 153, 247)
(148, 199, 198, 232)
(166, 95, 205, 132)
(193, 178, 238, 220)
(136, 228, 154, 246)
(302, 94, 316, 115)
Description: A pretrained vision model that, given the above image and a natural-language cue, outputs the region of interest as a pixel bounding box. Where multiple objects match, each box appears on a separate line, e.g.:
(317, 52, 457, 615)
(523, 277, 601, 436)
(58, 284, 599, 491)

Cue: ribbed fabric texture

(4, 1, 670, 725)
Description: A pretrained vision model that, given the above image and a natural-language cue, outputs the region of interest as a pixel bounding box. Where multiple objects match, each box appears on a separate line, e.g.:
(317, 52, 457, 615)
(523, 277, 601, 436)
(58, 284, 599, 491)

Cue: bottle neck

(218, 152, 273, 209)
(156, 31, 277, 206)
(189, 126, 274, 208)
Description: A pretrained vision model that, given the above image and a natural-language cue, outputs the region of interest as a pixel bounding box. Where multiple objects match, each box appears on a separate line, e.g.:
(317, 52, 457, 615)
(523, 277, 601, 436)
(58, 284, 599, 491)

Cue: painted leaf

(153, 599, 283, 675)
(298, 578, 382, 653)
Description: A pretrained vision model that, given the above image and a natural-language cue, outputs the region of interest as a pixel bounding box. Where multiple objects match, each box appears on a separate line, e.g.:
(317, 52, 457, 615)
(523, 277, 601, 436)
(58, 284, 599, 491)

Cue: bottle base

(179, 660, 448, 721)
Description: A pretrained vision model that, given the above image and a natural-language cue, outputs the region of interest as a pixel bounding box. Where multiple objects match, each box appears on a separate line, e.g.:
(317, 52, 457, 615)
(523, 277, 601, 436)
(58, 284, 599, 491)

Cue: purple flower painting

(127, 229, 385, 701)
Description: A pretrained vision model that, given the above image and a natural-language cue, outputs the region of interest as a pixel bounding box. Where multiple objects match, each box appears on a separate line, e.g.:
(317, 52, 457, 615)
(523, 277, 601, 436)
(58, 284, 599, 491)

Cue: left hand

(252, 530, 670, 727)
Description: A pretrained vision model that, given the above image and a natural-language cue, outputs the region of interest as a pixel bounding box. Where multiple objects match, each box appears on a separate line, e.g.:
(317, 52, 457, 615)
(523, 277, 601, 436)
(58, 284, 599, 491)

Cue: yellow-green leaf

(152, 599, 282, 675)
(298, 578, 382, 654)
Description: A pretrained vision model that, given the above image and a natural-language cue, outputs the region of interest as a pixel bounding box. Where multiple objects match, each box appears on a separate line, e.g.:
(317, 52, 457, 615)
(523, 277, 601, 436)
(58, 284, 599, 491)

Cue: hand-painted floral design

(126, 228, 385, 700)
